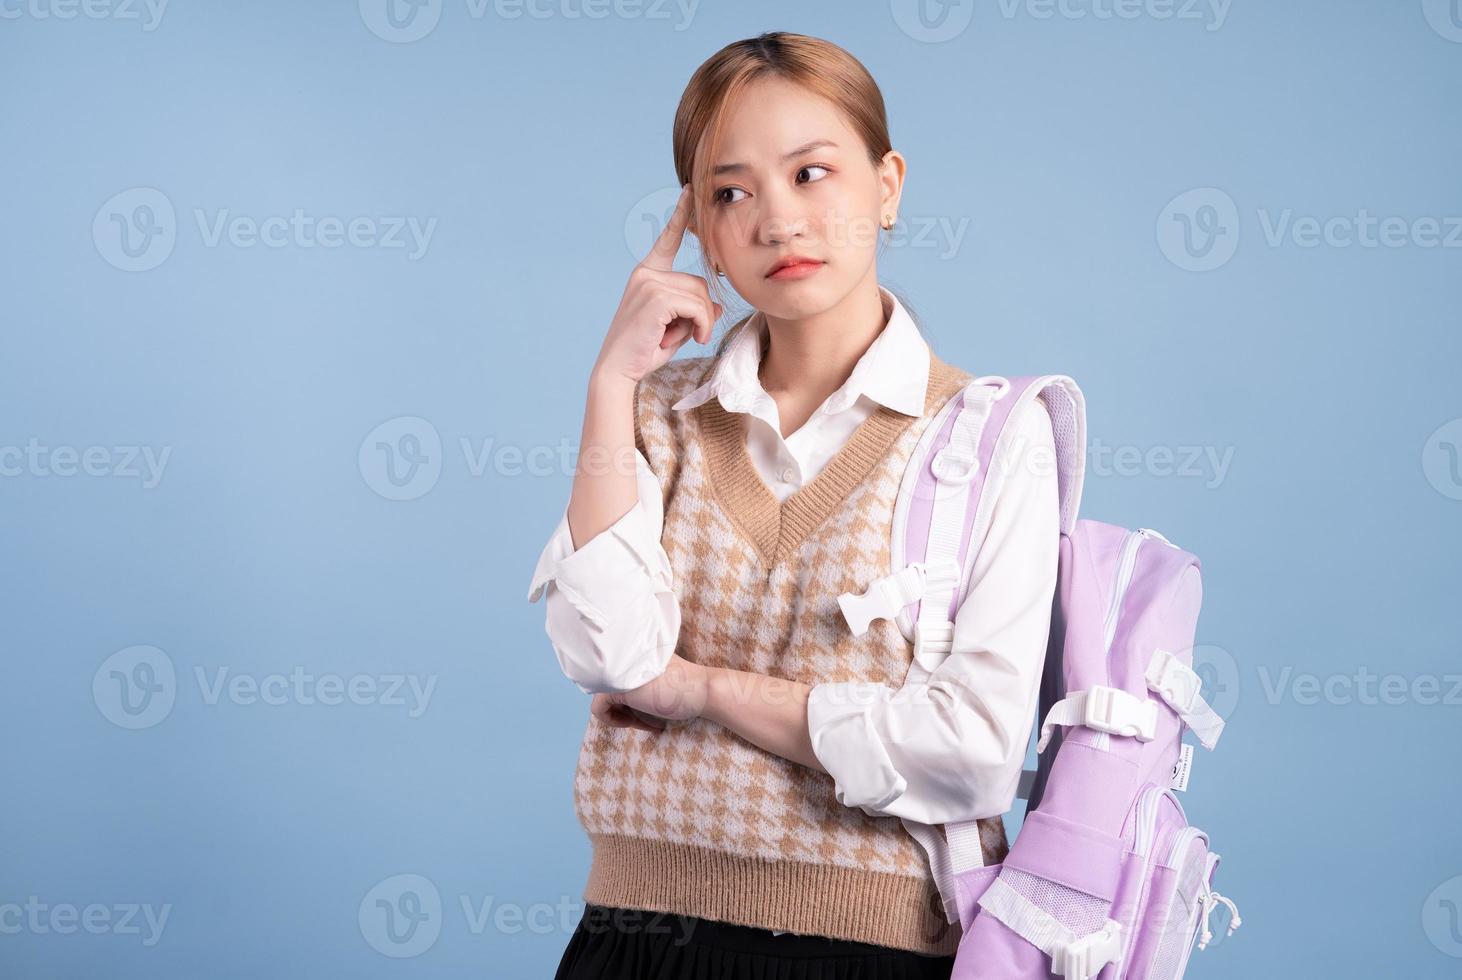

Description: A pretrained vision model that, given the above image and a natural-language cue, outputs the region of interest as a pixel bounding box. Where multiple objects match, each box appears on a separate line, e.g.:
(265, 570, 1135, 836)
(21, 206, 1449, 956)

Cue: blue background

(2, 0, 1460, 976)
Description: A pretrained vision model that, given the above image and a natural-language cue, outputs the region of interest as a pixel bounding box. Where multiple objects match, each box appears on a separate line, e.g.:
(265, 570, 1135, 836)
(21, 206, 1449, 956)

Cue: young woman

(527, 31, 1059, 980)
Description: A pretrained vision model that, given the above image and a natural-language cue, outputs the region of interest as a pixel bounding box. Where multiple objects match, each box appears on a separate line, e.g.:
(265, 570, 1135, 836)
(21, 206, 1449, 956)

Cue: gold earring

(882, 214, 894, 229)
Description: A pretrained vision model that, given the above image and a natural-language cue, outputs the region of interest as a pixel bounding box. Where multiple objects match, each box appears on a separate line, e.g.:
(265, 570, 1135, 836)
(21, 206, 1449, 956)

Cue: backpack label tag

(1170, 743, 1194, 792)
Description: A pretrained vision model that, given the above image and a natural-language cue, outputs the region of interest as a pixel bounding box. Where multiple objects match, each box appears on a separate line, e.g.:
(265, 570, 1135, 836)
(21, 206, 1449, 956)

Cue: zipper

(1163, 825, 1206, 869)
(1102, 530, 1145, 654)
(1133, 784, 1166, 857)
(1094, 527, 1171, 749)
(1121, 786, 1187, 974)
(1102, 526, 1180, 663)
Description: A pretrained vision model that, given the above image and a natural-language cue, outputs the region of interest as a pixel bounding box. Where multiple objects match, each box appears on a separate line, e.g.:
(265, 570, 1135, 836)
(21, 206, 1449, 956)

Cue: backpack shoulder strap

(836, 374, 1086, 652)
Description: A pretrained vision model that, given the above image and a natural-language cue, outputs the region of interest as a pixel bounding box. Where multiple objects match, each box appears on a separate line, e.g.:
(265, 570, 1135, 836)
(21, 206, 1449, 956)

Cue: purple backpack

(836, 374, 1241, 979)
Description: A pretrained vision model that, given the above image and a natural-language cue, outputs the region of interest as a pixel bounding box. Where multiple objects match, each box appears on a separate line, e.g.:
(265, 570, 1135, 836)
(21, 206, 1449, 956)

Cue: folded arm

(803, 399, 1060, 825)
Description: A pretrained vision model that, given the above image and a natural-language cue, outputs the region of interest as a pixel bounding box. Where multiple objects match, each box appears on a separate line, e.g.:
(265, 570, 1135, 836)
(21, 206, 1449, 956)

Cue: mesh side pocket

(1145, 841, 1208, 979)
(998, 867, 1109, 938)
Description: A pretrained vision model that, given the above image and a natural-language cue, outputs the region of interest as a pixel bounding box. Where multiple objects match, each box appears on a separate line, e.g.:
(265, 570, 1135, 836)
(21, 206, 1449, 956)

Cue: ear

(878, 149, 907, 222)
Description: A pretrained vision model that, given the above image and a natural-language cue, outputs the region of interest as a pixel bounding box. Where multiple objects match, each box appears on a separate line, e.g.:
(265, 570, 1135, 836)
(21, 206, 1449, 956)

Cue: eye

(797, 164, 832, 184)
(714, 186, 748, 206)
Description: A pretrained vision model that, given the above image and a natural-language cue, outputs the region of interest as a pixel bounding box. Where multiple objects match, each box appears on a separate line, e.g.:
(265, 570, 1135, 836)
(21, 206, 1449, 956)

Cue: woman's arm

(527, 186, 719, 697)
(527, 440, 682, 696)
(805, 399, 1060, 823)
(614, 399, 1059, 823)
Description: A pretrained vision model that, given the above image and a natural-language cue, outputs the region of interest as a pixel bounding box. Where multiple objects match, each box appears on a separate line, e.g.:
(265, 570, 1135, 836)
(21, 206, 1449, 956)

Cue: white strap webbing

(946, 819, 986, 874)
(898, 817, 990, 927)
(1145, 648, 1226, 750)
(978, 879, 1123, 980)
(883, 384, 1007, 924)
(913, 384, 997, 665)
(1034, 685, 1159, 752)
(900, 818, 958, 924)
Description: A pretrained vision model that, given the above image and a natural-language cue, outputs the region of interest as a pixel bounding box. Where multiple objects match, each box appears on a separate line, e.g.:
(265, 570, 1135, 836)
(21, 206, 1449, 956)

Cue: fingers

(654, 272, 722, 343)
(653, 287, 720, 346)
(590, 693, 664, 733)
(641, 185, 693, 273)
(659, 321, 693, 351)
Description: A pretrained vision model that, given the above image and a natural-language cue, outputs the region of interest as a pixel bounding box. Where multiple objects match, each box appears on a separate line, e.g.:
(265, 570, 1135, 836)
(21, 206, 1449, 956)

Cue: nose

(755, 185, 811, 247)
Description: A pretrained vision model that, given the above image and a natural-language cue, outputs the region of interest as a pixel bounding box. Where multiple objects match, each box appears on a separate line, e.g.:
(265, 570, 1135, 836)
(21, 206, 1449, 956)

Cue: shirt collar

(669, 285, 930, 418)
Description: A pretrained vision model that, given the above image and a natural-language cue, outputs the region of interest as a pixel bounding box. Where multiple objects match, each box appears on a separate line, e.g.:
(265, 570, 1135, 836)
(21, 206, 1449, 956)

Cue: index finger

(642, 185, 692, 272)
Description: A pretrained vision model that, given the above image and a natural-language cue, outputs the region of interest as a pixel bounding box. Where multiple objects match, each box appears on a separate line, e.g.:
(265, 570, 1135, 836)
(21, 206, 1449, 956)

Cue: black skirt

(554, 902, 955, 979)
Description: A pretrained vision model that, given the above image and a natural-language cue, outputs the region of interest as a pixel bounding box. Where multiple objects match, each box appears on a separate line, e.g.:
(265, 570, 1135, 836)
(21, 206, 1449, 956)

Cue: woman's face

(693, 75, 904, 320)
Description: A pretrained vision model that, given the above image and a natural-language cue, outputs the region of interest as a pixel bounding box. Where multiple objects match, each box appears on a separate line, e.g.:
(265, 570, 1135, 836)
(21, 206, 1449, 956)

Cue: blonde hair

(671, 31, 921, 358)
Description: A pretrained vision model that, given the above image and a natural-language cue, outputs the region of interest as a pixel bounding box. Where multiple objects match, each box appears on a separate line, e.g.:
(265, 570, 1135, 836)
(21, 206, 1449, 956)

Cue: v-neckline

(693, 351, 968, 572)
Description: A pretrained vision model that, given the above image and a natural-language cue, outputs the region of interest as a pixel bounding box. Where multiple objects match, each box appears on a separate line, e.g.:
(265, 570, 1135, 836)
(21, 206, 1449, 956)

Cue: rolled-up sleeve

(806, 399, 1059, 824)
(526, 448, 681, 695)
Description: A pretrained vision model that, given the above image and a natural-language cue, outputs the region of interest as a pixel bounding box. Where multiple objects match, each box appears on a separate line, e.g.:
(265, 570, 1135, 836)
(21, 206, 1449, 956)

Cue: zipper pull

(1197, 886, 1242, 950)
(1211, 890, 1242, 934)
(1137, 527, 1177, 547)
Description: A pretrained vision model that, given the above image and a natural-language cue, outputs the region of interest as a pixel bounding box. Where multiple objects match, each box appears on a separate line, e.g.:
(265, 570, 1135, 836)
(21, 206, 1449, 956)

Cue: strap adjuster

(1051, 919, 1122, 980)
(1036, 685, 1159, 751)
(1083, 685, 1159, 741)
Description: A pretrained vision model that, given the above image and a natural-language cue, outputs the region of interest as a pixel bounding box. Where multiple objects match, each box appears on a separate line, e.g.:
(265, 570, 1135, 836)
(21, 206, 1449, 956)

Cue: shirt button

(780, 466, 795, 482)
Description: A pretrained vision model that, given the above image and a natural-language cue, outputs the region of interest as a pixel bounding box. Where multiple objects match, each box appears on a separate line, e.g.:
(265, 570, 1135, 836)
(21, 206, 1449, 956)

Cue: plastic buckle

(1146, 649, 1200, 715)
(1083, 685, 1158, 741)
(838, 573, 909, 637)
(1051, 919, 1122, 980)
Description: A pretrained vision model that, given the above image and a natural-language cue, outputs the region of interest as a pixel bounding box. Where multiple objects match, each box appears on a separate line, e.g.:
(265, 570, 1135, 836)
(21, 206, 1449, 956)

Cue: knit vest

(573, 348, 1010, 956)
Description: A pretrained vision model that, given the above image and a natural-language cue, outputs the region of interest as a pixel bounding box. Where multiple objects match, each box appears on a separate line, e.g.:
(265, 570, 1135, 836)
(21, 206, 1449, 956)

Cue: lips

(766, 256, 825, 279)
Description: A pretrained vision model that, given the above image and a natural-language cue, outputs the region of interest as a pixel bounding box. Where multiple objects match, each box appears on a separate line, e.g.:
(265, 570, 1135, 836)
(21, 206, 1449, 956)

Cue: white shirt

(527, 286, 1059, 827)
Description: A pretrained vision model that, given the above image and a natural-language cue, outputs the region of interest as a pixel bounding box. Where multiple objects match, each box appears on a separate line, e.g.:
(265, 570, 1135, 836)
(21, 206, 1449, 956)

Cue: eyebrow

(712, 139, 839, 176)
